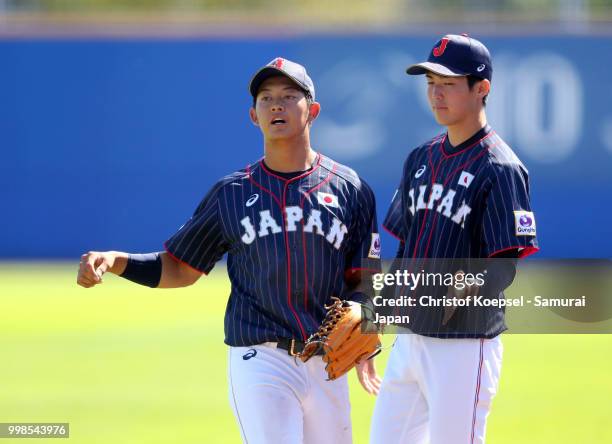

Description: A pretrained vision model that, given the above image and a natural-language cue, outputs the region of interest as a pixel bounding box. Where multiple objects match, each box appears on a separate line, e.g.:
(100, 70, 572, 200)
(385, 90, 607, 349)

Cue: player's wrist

(107, 251, 128, 275)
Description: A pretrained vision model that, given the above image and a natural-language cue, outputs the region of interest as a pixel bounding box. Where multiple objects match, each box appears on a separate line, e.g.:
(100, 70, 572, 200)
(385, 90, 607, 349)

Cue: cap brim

(406, 62, 468, 77)
(249, 67, 308, 97)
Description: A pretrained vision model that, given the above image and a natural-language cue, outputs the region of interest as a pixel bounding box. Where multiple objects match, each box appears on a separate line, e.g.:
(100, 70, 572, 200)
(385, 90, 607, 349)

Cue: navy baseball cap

(407, 34, 492, 81)
(249, 57, 316, 100)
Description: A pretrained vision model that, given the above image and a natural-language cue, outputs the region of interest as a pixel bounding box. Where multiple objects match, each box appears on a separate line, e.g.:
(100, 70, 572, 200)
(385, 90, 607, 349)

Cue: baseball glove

(298, 297, 382, 380)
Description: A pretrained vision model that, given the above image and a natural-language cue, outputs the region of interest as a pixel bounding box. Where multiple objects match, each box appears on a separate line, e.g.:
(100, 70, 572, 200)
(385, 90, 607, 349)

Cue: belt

(276, 338, 324, 357)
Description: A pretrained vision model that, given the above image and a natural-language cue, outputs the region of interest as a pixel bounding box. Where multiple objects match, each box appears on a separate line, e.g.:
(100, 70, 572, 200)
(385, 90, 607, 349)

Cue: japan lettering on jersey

(384, 126, 539, 259)
(164, 154, 380, 346)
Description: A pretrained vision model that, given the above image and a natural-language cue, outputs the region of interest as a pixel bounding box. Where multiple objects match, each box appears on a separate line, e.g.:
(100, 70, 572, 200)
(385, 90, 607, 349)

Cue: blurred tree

(1, 0, 610, 22)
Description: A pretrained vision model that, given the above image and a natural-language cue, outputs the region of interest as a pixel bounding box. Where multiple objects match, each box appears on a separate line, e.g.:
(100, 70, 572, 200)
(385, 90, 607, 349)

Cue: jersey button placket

(287, 186, 299, 247)
(281, 177, 307, 340)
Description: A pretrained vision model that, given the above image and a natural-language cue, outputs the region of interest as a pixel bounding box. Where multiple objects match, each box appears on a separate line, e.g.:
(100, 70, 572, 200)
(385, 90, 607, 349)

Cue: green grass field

(1, 263, 611, 443)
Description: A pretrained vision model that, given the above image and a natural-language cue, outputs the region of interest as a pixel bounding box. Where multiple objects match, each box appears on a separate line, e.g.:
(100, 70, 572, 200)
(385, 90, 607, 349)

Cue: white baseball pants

(370, 334, 503, 444)
(228, 342, 352, 444)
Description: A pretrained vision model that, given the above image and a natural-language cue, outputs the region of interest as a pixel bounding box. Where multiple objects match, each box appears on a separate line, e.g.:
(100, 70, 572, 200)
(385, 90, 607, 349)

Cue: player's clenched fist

(77, 251, 122, 288)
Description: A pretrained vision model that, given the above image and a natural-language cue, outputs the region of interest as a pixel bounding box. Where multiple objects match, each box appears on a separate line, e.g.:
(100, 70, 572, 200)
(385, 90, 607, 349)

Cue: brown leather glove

(299, 297, 382, 380)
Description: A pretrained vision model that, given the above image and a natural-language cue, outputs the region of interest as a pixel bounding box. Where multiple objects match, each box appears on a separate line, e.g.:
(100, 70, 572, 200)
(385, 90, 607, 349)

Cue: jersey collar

(441, 124, 493, 157)
(258, 153, 322, 182)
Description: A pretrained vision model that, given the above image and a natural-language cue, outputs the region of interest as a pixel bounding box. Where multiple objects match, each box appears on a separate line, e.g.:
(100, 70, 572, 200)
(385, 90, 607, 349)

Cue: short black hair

(467, 75, 488, 106)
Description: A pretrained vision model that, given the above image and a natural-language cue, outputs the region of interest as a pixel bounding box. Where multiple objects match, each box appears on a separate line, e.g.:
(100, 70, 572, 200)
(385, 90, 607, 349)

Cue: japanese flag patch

(368, 233, 381, 259)
(317, 192, 339, 208)
(458, 171, 475, 188)
(514, 211, 536, 236)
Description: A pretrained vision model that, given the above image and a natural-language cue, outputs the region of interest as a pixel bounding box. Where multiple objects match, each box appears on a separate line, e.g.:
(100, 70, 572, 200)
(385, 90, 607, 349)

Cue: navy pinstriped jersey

(165, 154, 381, 347)
(384, 125, 539, 338)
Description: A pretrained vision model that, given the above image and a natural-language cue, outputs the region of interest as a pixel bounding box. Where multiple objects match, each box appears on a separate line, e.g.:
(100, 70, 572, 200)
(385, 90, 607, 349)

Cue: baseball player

(77, 57, 382, 444)
(369, 35, 539, 444)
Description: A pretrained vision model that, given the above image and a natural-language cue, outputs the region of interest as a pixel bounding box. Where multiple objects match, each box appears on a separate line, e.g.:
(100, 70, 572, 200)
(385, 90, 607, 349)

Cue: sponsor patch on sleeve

(368, 233, 381, 259)
(514, 211, 536, 236)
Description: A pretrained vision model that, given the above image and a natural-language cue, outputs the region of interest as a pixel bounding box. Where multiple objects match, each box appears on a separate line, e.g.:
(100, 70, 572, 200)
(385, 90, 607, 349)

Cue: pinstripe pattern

(471, 339, 485, 444)
(383, 126, 539, 338)
(165, 154, 380, 346)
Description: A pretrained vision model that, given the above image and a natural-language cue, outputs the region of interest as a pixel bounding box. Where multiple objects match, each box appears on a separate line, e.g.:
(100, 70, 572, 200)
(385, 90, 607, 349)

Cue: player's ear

(307, 102, 321, 124)
(249, 107, 259, 126)
(478, 79, 491, 99)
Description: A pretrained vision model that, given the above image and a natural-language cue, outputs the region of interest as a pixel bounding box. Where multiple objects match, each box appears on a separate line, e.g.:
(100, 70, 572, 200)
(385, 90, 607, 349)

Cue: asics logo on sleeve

(245, 194, 259, 207)
(415, 165, 427, 178)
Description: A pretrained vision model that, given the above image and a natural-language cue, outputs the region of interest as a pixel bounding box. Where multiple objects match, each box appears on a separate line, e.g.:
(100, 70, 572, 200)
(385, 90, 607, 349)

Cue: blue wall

(2, 36, 611, 258)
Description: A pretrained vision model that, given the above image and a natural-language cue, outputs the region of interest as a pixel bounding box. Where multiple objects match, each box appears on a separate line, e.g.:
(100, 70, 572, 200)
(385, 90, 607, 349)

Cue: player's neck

(263, 135, 317, 173)
(446, 111, 487, 147)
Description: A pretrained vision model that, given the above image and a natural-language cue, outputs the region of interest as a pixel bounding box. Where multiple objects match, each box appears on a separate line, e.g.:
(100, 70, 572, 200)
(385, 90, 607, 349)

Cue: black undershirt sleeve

(482, 248, 520, 295)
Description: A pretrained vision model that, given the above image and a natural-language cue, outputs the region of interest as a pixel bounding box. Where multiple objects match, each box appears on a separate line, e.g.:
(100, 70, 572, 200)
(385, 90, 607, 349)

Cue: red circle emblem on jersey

(324, 196, 333, 203)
